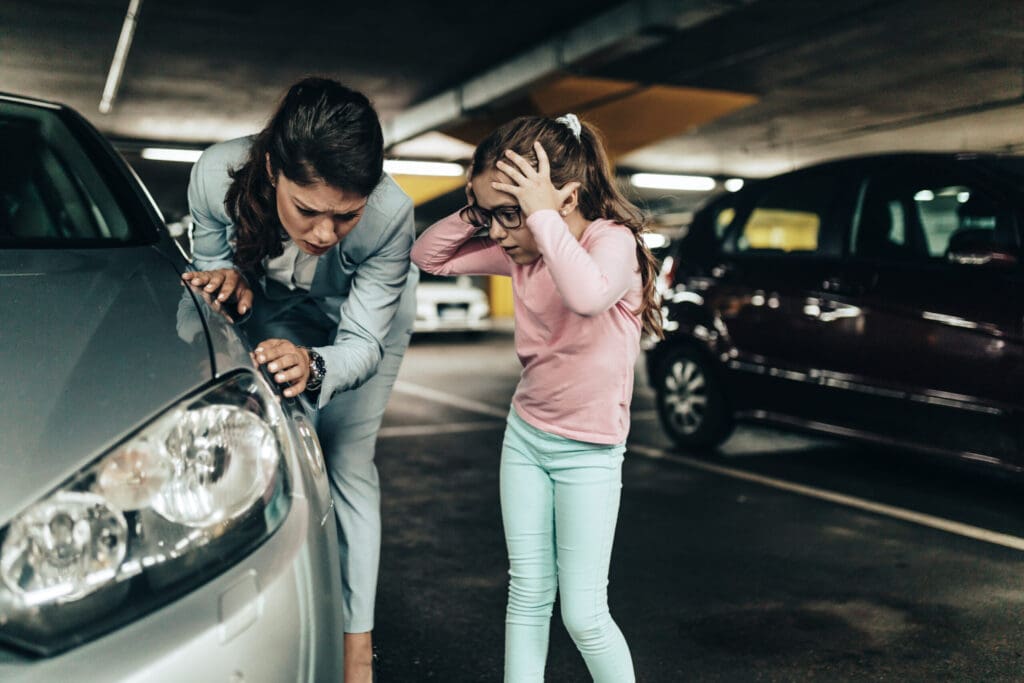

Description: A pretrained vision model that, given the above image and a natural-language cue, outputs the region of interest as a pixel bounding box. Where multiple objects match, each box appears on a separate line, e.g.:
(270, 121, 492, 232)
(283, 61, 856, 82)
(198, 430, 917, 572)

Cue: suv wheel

(655, 346, 733, 451)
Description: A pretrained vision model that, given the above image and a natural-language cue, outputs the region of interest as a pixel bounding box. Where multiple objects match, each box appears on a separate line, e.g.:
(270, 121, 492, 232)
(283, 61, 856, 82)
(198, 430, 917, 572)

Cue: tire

(654, 345, 734, 451)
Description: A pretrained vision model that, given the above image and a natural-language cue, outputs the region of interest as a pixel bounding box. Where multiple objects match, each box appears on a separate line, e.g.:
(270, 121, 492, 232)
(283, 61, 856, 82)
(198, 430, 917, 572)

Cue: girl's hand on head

(492, 141, 580, 220)
(253, 339, 311, 398)
(181, 268, 254, 315)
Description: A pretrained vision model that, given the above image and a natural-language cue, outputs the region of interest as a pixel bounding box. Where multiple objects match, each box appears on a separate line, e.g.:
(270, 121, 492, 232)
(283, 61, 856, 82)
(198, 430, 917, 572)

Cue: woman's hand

(185, 281, 238, 323)
(492, 141, 580, 219)
(181, 268, 253, 315)
(254, 339, 311, 398)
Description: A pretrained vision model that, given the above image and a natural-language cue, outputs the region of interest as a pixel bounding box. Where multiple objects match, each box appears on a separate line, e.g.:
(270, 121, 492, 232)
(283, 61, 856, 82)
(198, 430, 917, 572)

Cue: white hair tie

(555, 113, 582, 140)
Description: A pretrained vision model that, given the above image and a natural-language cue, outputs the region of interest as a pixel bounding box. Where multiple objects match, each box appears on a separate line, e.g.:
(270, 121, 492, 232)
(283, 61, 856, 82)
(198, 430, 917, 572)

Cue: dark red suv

(646, 153, 1024, 471)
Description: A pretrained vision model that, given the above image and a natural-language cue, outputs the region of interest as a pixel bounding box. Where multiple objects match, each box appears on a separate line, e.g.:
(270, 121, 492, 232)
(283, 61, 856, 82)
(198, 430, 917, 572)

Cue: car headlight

(0, 372, 292, 656)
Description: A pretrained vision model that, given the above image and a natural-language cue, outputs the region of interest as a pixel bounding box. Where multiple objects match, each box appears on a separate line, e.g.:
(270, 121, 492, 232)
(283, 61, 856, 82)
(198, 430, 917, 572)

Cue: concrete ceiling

(0, 0, 624, 141)
(608, 0, 1024, 177)
(3, 0, 1023, 220)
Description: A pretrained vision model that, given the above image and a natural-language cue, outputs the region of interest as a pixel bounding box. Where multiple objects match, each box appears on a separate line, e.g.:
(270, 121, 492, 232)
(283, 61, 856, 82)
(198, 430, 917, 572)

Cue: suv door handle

(821, 276, 865, 296)
(712, 263, 735, 278)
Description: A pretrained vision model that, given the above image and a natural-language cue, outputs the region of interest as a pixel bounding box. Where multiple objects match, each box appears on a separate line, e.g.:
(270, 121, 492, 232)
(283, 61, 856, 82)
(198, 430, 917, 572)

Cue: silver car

(414, 273, 492, 334)
(0, 93, 345, 681)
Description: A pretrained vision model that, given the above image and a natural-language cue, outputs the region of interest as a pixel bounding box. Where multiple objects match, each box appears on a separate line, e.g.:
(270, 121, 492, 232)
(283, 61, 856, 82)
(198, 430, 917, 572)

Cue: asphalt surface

(372, 330, 1024, 682)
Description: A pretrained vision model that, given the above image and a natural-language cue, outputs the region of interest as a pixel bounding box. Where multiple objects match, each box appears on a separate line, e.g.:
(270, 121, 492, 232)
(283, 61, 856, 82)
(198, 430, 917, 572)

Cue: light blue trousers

(244, 276, 415, 633)
(500, 409, 635, 683)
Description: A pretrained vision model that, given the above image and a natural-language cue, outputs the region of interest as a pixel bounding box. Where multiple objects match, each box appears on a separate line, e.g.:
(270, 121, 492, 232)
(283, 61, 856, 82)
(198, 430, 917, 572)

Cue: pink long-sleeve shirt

(411, 209, 643, 445)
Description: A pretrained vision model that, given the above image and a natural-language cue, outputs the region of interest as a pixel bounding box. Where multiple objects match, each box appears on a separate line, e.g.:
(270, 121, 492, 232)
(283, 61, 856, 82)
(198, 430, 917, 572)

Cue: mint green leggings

(500, 408, 635, 683)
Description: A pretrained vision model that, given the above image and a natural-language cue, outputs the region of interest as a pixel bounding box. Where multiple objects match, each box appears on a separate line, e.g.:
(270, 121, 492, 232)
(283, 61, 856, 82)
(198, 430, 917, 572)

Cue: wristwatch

(305, 348, 326, 392)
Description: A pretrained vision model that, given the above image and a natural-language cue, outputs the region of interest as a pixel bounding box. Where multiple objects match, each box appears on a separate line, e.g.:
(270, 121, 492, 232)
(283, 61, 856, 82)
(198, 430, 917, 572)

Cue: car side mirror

(945, 227, 1018, 267)
(946, 248, 1018, 267)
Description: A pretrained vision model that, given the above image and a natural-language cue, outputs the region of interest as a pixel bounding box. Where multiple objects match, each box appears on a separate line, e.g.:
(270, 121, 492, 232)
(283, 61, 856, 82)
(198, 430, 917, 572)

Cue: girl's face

(470, 168, 541, 265)
(273, 172, 367, 256)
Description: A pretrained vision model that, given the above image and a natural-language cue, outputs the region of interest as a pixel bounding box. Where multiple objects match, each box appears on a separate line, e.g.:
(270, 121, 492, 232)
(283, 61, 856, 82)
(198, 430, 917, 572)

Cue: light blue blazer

(187, 136, 417, 408)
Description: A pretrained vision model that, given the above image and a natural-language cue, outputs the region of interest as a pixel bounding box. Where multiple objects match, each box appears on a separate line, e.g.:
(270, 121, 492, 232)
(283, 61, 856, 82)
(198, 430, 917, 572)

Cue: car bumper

(414, 316, 493, 333)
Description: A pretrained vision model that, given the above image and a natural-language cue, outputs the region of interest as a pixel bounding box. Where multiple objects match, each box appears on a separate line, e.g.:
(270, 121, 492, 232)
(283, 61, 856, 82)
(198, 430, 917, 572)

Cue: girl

(182, 77, 417, 683)
(411, 114, 661, 682)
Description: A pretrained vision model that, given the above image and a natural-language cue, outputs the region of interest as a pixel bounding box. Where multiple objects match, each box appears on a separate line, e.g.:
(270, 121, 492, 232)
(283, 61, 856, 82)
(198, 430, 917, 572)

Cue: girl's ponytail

(577, 124, 663, 340)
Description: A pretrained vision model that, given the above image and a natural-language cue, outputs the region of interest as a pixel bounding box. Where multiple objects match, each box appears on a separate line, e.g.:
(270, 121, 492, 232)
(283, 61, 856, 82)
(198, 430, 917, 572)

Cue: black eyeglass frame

(459, 203, 524, 231)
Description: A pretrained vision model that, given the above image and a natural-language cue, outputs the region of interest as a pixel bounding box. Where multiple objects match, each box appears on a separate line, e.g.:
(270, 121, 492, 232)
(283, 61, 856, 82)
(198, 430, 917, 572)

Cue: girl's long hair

(470, 116, 663, 338)
(224, 77, 384, 275)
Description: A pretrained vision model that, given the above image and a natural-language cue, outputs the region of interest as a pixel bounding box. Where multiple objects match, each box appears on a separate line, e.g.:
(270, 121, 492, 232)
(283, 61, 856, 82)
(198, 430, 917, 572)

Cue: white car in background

(414, 272, 491, 333)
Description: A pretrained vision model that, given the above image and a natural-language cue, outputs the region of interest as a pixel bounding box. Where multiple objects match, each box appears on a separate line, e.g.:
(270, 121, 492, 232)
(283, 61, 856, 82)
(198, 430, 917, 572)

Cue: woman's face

(470, 168, 541, 265)
(273, 172, 368, 256)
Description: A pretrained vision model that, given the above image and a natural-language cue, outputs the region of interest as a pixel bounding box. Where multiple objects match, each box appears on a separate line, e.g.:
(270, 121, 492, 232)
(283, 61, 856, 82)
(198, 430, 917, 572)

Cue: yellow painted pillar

(488, 275, 514, 318)
(389, 175, 465, 204)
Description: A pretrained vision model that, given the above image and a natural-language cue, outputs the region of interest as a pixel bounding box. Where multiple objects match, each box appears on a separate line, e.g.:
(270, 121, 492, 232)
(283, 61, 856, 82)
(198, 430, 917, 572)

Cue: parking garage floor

(372, 330, 1024, 682)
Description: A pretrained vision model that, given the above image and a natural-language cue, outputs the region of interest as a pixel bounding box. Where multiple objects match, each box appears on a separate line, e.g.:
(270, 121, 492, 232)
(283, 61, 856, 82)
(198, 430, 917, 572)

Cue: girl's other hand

(492, 141, 579, 220)
(253, 339, 311, 398)
(181, 268, 254, 314)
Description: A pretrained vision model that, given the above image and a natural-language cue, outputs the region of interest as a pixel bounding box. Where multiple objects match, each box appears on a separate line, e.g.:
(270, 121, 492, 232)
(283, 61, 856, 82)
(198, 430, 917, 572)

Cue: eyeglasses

(460, 203, 523, 230)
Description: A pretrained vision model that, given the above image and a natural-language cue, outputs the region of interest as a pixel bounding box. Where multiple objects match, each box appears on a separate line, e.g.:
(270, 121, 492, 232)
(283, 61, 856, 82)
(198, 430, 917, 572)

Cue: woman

(183, 77, 417, 682)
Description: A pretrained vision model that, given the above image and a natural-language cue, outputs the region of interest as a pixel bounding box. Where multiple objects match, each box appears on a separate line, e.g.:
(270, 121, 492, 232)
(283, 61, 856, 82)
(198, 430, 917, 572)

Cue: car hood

(0, 247, 214, 526)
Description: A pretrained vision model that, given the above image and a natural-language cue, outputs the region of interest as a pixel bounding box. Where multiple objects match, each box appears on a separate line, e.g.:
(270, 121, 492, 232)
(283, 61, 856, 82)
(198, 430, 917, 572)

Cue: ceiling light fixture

(99, 0, 143, 114)
(383, 160, 465, 177)
(141, 148, 204, 163)
(643, 233, 669, 249)
(630, 173, 716, 192)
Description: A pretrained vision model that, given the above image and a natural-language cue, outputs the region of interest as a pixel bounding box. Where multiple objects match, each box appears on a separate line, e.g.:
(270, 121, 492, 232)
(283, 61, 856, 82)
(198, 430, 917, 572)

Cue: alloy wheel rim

(662, 358, 708, 435)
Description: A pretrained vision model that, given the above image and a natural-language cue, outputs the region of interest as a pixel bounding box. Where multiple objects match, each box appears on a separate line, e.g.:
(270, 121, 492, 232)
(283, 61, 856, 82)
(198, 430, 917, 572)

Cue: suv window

(712, 202, 737, 241)
(851, 166, 1019, 262)
(727, 172, 840, 255)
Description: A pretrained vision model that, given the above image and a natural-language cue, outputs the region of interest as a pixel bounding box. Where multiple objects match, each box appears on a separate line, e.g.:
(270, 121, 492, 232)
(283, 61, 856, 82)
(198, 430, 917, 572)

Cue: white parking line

(387, 384, 1024, 552)
(392, 381, 509, 418)
(378, 421, 504, 438)
(628, 443, 1024, 553)
(393, 381, 659, 423)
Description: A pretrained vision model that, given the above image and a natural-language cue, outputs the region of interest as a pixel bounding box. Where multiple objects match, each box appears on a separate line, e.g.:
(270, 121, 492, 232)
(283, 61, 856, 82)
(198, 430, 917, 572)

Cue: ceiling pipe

(99, 0, 144, 114)
(383, 0, 756, 146)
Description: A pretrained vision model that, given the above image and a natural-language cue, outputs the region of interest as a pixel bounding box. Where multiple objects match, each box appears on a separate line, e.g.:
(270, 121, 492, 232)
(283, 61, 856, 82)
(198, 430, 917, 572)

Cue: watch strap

(305, 348, 326, 391)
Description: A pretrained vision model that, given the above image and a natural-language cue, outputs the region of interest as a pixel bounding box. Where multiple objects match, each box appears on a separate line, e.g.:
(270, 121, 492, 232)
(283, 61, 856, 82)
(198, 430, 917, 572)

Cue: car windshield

(0, 99, 151, 247)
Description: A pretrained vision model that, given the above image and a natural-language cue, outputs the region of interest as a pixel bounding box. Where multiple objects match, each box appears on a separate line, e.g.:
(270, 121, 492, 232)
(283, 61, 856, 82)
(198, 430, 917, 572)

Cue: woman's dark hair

(471, 115, 663, 339)
(225, 77, 384, 274)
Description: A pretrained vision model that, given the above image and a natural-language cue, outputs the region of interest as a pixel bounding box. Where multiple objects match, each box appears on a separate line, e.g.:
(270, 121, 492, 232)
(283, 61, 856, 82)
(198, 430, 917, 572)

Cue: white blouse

(264, 240, 319, 291)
